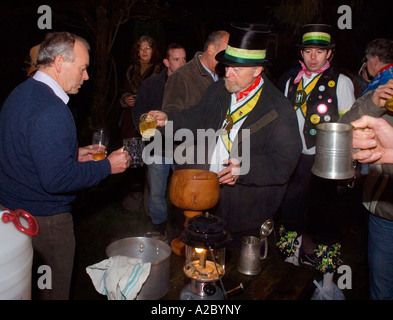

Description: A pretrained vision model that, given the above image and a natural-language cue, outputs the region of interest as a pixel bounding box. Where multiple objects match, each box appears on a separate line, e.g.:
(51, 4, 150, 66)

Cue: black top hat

(298, 24, 335, 49)
(216, 23, 271, 67)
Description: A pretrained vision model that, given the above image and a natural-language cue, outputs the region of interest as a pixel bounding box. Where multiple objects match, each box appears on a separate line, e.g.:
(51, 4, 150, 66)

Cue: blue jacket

(0, 78, 111, 216)
(363, 66, 393, 94)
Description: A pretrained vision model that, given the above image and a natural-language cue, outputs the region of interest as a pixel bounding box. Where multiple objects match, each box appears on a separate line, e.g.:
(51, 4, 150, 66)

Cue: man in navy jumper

(0, 32, 130, 299)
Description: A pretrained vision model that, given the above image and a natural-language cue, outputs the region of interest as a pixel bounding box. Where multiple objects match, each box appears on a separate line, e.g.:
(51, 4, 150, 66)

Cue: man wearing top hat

(277, 24, 356, 269)
(149, 23, 302, 242)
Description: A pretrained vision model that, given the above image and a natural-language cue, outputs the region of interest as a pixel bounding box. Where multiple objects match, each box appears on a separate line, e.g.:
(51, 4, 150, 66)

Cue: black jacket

(167, 74, 302, 235)
(132, 67, 168, 129)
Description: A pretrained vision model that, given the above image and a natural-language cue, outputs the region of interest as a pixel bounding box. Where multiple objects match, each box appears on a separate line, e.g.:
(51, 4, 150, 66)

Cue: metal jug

(311, 122, 355, 180)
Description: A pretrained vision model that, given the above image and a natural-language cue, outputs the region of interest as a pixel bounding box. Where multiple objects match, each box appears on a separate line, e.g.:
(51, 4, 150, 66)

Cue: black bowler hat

(215, 23, 271, 67)
(299, 24, 335, 49)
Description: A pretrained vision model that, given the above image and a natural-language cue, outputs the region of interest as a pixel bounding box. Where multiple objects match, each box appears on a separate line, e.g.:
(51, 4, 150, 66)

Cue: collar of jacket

(194, 51, 212, 78)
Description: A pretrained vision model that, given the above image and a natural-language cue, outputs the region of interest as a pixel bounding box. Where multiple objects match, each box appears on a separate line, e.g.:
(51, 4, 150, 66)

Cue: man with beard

(149, 23, 302, 243)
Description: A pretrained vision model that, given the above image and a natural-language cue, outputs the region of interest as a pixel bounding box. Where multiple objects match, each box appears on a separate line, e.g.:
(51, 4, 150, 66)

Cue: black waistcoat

(287, 68, 340, 149)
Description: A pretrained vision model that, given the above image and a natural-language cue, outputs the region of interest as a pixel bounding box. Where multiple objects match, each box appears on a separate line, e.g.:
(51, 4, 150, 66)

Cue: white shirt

(33, 71, 69, 105)
(199, 55, 218, 82)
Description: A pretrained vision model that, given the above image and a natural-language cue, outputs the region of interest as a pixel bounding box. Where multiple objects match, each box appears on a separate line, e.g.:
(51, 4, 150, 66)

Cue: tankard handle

(260, 238, 268, 260)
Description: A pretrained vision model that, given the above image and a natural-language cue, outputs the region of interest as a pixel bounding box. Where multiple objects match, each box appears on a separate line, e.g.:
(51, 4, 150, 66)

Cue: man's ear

(327, 49, 333, 60)
(208, 43, 216, 55)
(254, 66, 264, 77)
(53, 55, 63, 73)
(163, 58, 169, 68)
(373, 55, 381, 66)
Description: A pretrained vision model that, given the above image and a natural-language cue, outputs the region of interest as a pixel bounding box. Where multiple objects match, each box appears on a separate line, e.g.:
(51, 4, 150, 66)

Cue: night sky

(0, 0, 392, 139)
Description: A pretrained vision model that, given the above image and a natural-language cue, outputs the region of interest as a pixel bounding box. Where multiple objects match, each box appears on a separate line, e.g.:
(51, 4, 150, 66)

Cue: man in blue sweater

(0, 31, 130, 299)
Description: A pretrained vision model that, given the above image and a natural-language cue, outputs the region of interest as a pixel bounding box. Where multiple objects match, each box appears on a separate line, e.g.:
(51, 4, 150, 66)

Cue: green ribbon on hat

(224, 45, 266, 64)
(302, 31, 331, 46)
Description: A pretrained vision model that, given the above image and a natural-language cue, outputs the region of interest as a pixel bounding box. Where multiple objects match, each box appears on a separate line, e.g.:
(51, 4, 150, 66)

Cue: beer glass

(92, 128, 109, 161)
(139, 113, 157, 139)
(123, 137, 144, 168)
(385, 97, 393, 112)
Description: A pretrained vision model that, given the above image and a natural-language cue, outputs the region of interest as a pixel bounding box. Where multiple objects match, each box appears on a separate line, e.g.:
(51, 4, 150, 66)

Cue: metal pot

(106, 237, 171, 300)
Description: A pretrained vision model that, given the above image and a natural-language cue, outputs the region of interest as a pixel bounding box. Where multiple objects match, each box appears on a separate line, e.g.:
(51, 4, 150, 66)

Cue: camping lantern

(179, 213, 231, 300)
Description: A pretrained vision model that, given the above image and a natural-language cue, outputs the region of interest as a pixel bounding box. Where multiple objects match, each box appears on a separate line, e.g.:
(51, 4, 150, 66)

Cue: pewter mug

(237, 236, 265, 275)
(311, 122, 355, 180)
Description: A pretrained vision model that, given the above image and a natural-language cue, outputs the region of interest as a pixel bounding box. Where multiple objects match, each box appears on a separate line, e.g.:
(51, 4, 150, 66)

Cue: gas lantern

(179, 212, 232, 300)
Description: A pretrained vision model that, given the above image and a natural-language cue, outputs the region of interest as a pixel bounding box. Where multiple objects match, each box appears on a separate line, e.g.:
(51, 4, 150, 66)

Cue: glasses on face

(140, 46, 152, 51)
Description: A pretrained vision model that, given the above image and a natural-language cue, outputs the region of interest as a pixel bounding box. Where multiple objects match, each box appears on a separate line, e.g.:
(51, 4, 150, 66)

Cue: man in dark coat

(150, 23, 302, 242)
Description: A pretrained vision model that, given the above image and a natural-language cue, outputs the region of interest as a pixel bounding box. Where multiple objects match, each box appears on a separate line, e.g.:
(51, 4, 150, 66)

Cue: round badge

(310, 114, 320, 124)
(327, 98, 332, 103)
(295, 90, 307, 106)
(324, 115, 331, 122)
(317, 103, 328, 114)
(328, 80, 336, 87)
(310, 129, 317, 136)
(318, 95, 323, 99)
(319, 85, 325, 92)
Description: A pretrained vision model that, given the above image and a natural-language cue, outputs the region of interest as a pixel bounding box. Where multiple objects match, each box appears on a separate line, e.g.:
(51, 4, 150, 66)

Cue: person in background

(27, 44, 40, 77)
(119, 35, 162, 140)
(0, 31, 130, 300)
(132, 43, 187, 240)
(162, 30, 229, 113)
(150, 23, 302, 244)
(362, 38, 393, 95)
(162, 30, 229, 176)
(340, 59, 393, 300)
(277, 24, 356, 271)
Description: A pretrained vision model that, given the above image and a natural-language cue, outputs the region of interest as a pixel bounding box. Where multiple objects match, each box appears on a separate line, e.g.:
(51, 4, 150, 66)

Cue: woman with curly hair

(119, 35, 162, 139)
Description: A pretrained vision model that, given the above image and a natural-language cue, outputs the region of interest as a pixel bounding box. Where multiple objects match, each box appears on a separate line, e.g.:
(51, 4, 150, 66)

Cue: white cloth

(311, 272, 345, 300)
(86, 255, 151, 300)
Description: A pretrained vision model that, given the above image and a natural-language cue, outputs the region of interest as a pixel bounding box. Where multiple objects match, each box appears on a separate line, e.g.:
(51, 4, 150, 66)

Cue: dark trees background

(0, 0, 392, 145)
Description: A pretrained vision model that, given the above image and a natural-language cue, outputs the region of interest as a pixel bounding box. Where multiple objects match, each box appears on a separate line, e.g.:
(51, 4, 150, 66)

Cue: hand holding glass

(139, 113, 157, 139)
(385, 97, 393, 112)
(92, 129, 109, 161)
